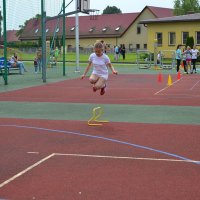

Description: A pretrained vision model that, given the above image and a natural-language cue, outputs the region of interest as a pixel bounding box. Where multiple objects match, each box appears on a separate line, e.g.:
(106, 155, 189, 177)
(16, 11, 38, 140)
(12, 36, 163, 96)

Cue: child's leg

(188, 61, 192, 73)
(89, 74, 99, 84)
(89, 74, 99, 92)
(192, 59, 196, 72)
(184, 61, 188, 73)
(94, 77, 106, 90)
(94, 77, 107, 95)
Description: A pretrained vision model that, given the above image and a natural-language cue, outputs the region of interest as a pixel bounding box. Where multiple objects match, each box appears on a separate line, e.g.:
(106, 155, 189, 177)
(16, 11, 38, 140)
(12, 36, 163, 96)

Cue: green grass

(1, 48, 175, 66)
(38, 52, 137, 63)
(1, 48, 137, 63)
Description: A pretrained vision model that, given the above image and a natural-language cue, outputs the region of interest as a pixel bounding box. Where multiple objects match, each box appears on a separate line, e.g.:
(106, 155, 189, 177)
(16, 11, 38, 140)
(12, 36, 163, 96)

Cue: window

(169, 32, 176, 45)
(156, 32, 163, 46)
(89, 28, 94, 32)
(182, 32, 189, 45)
(35, 29, 38, 34)
(129, 44, 133, 51)
(56, 28, 59, 33)
(102, 27, 107, 32)
(136, 44, 140, 49)
(70, 27, 75, 31)
(137, 27, 141, 34)
(144, 44, 147, 49)
(196, 32, 200, 45)
(115, 26, 120, 31)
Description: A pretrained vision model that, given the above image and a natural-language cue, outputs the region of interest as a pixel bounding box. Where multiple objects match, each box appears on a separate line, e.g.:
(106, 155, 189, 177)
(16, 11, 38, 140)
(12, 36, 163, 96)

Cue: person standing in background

(36, 48, 42, 73)
(121, 44, 126, 60)
(54, 47, 60, 65)
(176, 44, 182, 72)
(191, 45, 199, 73)
(183, 46, 192, 74)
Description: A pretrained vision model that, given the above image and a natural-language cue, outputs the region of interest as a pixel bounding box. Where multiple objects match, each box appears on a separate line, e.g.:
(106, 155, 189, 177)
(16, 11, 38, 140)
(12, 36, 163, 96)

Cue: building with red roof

(0, 30, 20, 43)
(19, 6, 173, 51)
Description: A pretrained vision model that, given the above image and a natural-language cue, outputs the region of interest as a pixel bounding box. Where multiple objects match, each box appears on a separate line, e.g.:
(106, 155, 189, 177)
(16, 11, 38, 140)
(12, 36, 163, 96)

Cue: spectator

(114, 45, 120, 61)
(157, 51, 161, 65)
(176, 44, 182, 73)
(36, 48, 42, 72)
(34, 56, 38, 73)
(9, 52, 27, 74)
(183, 46, 192, 74)
(101, 40, 107, 54)
(121, 44, 126, 60)
(54, 47, 60, 65)
(191, 45, 199, 73)
(182, 47, 188, 74)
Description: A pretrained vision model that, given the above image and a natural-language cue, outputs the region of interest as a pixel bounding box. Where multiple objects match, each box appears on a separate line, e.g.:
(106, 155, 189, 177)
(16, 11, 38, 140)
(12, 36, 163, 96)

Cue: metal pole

(62, 0, 66, 76)
(41, 0, 46, 82)
(3, 0, 8, 85)
(0, 9, 2, 41)
(154, 38, 158, 69)
(75, 0, 80, 72)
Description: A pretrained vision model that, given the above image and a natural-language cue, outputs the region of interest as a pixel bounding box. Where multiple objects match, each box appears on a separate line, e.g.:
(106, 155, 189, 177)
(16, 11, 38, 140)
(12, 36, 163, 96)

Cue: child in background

(182, 47, 188, 74)
(191, 45, 199, 73)
(81, 41, 118, 95)
(183, 46, 192, 74)
(176, 44, 182, 73)
(34, 57, 38, 73)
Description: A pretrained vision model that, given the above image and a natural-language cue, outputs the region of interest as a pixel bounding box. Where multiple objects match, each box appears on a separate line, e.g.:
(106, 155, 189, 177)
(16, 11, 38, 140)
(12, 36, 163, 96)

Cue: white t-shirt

(191, 49, 199, 59)
(89, 53, 110, 80)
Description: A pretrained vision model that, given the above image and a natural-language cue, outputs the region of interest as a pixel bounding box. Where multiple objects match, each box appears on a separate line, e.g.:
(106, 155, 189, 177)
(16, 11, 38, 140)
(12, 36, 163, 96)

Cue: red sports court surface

(0, 119, 200, 200)
(0, 73, 200, 199)
(0, 74, 199, 106)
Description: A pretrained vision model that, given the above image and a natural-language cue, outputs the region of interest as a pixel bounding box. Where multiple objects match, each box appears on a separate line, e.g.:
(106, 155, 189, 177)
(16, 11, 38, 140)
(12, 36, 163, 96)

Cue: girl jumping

(81, 41, 118, 95)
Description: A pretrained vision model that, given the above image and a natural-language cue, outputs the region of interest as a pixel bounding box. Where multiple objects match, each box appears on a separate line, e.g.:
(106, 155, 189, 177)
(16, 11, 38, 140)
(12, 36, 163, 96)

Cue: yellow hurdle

(88, 106, 109, 126)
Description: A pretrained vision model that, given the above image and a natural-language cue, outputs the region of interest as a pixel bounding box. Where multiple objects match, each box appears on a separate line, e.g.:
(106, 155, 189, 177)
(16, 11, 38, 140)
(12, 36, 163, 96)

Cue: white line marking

(190, 80, 200, 90)
(154, 78, 181, 95)
(27, 152, 39, 154)
(0, 153, 55, 188)
(54, 153, 200, 163)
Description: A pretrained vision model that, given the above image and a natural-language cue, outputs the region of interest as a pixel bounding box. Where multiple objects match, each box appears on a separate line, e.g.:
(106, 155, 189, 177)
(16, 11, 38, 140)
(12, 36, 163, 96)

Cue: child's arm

(81, 61, 92, 79)
(107, 63, 118, 75)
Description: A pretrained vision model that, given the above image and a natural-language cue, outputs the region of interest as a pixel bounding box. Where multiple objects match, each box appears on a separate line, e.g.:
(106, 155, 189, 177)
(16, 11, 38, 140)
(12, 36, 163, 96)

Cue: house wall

(66, 8, 157, 51)
(147, 21, 200, 53)
(65, 38, 117, 51)
(118, 9, 156, 50)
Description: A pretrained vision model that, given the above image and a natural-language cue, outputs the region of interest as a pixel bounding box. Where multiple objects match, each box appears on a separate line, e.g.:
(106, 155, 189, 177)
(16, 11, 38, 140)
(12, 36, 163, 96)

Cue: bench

(0, 57, 20, 74)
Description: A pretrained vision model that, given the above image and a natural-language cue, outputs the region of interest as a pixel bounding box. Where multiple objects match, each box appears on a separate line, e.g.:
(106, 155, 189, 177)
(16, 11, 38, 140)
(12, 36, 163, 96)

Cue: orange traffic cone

(157, 72, 163, 83)
(177, 71, 181, 80)
(181, 61, 184, 69)
(167, 75, 172, 86)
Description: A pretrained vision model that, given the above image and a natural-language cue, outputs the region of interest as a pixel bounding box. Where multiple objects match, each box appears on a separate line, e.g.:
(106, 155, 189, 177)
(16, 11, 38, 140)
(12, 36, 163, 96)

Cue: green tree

(186, 36, 194, 48)
(103, 6, 122, 14)
(173, 0, 200, 15)
(174, 0, 184, 15)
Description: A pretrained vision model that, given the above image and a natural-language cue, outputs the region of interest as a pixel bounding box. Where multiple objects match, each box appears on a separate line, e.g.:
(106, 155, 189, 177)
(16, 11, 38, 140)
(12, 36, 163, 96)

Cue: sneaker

(100, 84, 106, 95)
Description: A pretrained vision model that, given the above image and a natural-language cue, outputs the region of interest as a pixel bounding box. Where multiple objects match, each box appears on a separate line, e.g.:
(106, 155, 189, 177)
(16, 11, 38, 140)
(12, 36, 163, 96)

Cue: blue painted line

(0, 124, 199, 165)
